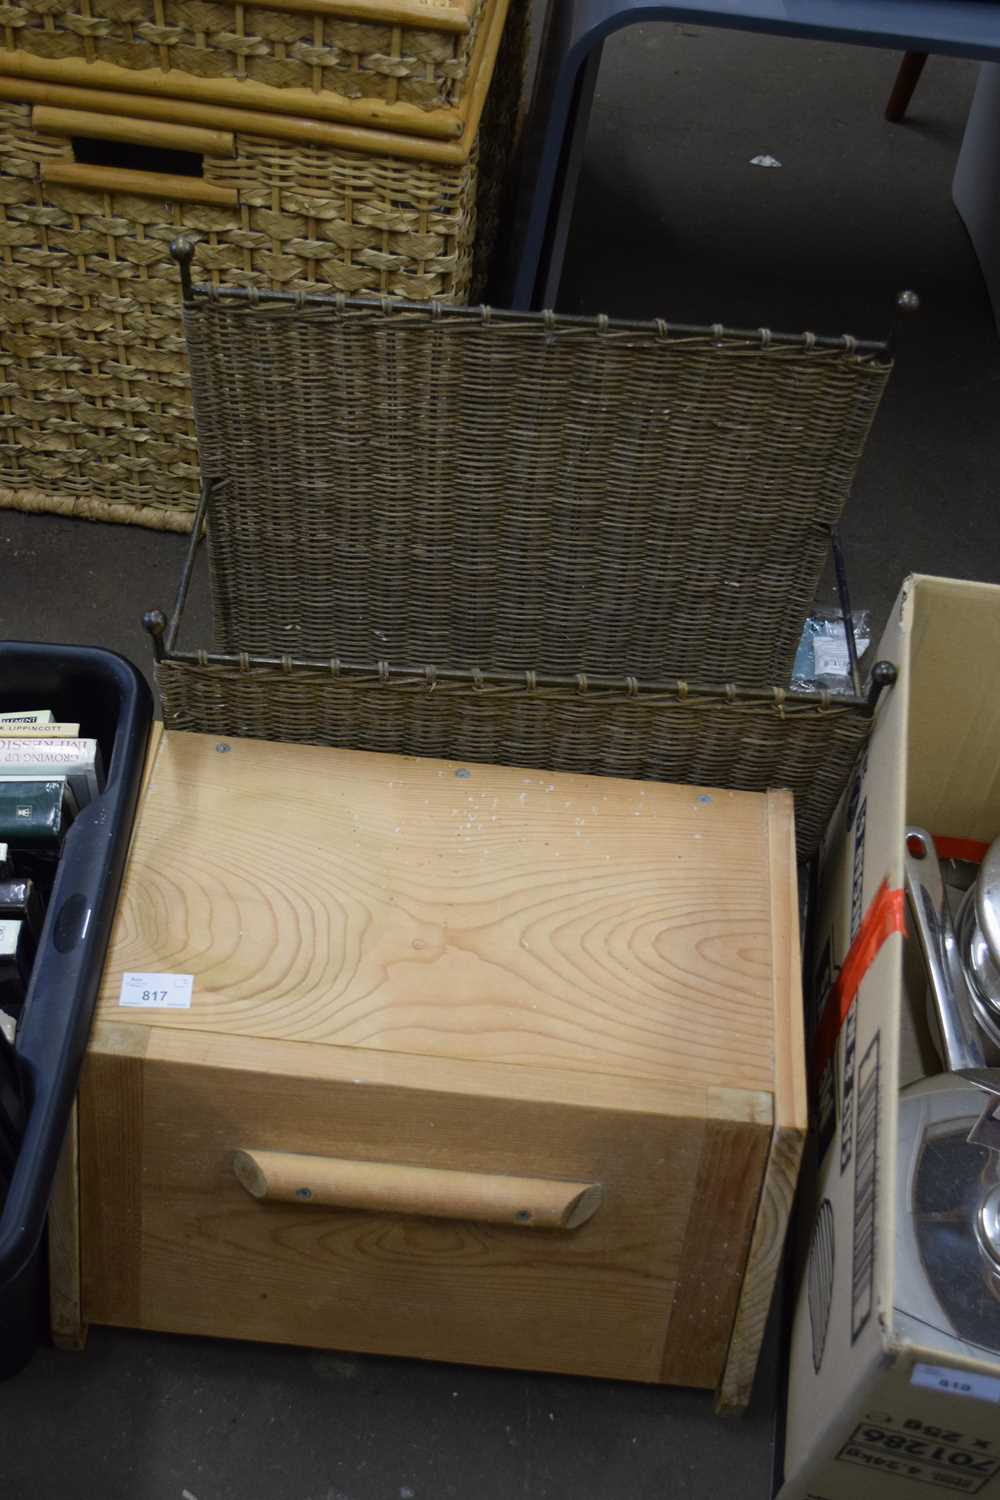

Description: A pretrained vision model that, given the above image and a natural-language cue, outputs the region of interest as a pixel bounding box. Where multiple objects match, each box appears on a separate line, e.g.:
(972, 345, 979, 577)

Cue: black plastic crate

(0, 643, 151, 1375)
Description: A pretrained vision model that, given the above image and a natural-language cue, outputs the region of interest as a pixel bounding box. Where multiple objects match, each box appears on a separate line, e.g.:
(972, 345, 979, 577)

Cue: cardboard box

(779, 575, 1000, 1500)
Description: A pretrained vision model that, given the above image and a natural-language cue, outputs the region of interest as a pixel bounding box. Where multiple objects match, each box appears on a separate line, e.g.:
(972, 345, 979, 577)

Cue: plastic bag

(791, 609, 872, 695)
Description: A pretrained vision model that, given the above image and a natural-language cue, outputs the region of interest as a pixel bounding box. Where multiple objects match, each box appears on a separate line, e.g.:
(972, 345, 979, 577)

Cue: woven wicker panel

(157, 656, 874, 858)
(187, 296, 891, 683)
(3, 0, 486, 110)
(0, 100, 478, 528)
(203, 137, 476, 295)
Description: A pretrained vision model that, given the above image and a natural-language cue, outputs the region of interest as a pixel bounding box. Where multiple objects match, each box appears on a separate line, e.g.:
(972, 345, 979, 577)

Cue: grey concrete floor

(1, 23, 1000, 1500)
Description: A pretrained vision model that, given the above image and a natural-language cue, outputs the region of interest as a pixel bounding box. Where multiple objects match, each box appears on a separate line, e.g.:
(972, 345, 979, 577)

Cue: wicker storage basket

(152, 644, 888, 861)
(181, 286, 892, 684)
(147, 466, 895, 862)
(0, 0, 520, 527)
(0, 0, 496, 130)
(0, 77, 510, 527)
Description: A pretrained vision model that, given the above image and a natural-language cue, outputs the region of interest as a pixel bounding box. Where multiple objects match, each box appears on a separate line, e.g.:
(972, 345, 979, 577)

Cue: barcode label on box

(851, 1030, 880, 1341)
(912, 1366, 1000, 1405)
(838, 1424, 1000, 1493)
(119, 972, 193, 1009)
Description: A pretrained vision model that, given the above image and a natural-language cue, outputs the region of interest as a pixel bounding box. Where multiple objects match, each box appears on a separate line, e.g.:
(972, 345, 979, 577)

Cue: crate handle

(40, 160, 237, 207)
(32, 106, 235, 159)
(231, 1149, 604, 1231)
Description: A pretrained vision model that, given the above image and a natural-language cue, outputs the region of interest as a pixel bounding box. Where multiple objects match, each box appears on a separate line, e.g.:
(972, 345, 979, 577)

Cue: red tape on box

(933, 835, 989, 866)
(812, 880, 906, 1082)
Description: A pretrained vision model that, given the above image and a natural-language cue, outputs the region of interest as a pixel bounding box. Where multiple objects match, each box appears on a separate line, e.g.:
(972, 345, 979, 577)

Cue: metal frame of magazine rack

(143, 479, 897, 717)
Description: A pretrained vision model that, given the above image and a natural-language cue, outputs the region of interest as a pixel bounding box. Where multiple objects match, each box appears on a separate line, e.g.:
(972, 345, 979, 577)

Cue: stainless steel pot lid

(979, 840, 1000, 968)
(899, 831, 1000, 1355)
(956, 839, 1000, 1046)
(896, 1076, 1000, 1355)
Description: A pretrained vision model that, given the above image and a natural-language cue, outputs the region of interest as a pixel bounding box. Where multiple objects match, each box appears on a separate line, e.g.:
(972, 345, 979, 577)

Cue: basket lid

(0, 0, 504, 158)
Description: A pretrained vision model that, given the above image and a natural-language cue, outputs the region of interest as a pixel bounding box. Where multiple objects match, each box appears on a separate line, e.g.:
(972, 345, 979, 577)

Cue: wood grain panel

(716, 791, 806, 1410)
(48, 1100, 85, 1350)
(79, 1029, 765, 1384)
(79, 1028, 148, 1328)
(659, 1116, 772, 1389)
(765, 789, 807, 1138)
(98, 733, 777, 1095)
(716, 1125, 802, 1412)
(90, 1021, 772, 1119)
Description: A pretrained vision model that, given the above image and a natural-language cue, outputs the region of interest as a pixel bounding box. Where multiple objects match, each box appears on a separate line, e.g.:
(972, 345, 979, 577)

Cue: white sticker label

(911, 1363, 1000, 1404)
(813, 633, 872, 680)
(119, 971, 193, 1009)
(813, 638, 851, 678)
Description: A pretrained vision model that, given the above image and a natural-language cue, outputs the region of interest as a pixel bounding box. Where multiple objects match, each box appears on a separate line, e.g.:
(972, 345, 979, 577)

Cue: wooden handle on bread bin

(232, 1150, 604, 1231)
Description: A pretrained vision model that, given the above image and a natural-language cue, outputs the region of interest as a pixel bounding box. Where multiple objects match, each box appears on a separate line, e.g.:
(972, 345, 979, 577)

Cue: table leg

(885, 51, 928, 123)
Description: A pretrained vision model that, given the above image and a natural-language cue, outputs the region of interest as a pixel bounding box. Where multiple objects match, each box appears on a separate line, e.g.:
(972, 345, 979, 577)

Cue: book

(0, 920, 25, 967)
(0, 880, 42, 970)
(0, 780, 74, 847)
(0, 774, 78, 816)
(0, 709, 53, 725)
(0, 723, 79, 739)
(0, 918, 28, 1012)
(0, 738, 102, 807)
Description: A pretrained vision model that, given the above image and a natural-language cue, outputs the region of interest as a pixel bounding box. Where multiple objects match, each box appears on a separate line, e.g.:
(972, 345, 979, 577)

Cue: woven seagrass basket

(0, 0, 521, 529)
(0, 0, 496, 126)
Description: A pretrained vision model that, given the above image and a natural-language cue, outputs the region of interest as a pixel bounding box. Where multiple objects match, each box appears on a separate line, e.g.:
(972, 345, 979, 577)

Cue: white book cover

(0, 710, 53, 725)
(0, 738, 102, 805)
(0, 723, 79, 739)
(0, 918, 20, 958)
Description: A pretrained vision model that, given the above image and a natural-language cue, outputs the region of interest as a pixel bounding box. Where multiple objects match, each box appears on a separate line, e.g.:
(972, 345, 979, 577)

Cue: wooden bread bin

(55, 728, 806, 1407)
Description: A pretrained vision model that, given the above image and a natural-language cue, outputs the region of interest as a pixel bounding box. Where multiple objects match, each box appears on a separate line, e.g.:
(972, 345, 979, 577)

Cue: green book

(0, 779, 74, 847)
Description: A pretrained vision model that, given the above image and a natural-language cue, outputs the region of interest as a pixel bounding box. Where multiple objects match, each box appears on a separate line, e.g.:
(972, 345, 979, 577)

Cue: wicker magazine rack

(146, 478, 896, 862)
(175, 247, 892, 686)
(147, 254, 898, 856)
